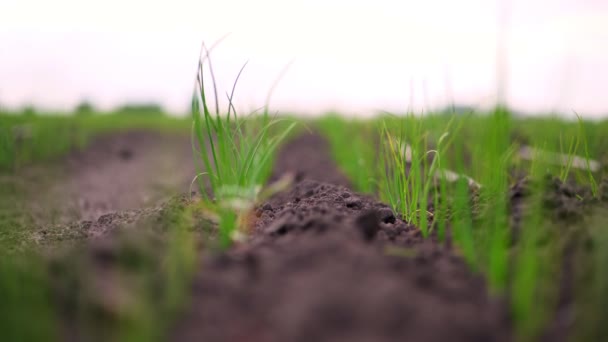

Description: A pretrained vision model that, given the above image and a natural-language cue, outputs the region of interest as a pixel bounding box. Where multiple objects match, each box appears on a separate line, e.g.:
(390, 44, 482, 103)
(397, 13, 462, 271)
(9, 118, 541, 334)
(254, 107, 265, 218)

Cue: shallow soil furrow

(43, 131, 196, 223)
(173, 133, 511, 342)
(2, 131, 196, 250)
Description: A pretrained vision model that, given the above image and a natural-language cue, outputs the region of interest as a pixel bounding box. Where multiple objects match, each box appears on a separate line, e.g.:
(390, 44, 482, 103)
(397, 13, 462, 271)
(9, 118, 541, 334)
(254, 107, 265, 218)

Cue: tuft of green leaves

(191, 43, 296, 249)
(379, 112, 460, 237)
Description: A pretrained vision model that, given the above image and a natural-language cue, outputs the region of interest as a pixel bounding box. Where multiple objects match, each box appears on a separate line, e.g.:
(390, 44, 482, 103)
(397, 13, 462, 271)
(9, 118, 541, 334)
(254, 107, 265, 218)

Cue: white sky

(0, 0, 607, 117)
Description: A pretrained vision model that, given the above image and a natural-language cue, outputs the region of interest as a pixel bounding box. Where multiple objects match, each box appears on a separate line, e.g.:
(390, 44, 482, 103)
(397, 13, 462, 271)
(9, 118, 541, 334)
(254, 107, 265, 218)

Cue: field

(1, 102, 607, 342)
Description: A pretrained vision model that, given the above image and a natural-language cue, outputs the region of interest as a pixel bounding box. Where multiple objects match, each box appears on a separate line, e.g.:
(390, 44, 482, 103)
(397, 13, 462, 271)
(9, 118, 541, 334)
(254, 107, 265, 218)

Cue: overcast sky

(1, 0, 607, 117)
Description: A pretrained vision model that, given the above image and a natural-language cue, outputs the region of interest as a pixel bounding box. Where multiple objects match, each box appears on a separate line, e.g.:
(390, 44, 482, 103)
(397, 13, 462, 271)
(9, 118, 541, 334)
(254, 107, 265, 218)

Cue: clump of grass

(574, 112, 599, 197)
(558, 128, 581, 183)
(449, 138, 477, 266)
(379, 112, 460, 237)
(474, 107, 513, 292)
(191, 43, 296, 249)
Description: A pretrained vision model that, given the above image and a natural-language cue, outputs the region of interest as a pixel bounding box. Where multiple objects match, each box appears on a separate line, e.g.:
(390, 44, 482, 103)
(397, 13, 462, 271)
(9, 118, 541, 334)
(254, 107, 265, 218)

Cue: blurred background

(0, 0, 606, 117)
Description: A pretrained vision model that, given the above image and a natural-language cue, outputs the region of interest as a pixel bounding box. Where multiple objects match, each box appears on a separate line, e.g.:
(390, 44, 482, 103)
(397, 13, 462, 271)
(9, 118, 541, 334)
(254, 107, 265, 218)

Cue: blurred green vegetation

(0, 109, 189, 172)
(316, 113, 378, 194)
(0, 109, 196, 341)
(0, 197, 202, 342)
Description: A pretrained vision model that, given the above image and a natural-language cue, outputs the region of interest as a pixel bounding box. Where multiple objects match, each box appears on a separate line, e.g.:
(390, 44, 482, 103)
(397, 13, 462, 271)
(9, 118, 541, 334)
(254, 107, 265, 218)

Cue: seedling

(191, 43, 296, 248)
(379, 112, 461, 237)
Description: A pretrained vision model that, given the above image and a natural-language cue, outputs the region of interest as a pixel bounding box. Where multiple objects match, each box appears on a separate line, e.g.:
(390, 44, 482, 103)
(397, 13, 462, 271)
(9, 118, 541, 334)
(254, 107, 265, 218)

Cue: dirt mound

(172, 134, 511, 342)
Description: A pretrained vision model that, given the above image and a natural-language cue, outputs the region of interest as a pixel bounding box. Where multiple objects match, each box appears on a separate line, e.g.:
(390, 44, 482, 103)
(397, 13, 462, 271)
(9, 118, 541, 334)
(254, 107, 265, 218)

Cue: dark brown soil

(172, 133, 511, 342)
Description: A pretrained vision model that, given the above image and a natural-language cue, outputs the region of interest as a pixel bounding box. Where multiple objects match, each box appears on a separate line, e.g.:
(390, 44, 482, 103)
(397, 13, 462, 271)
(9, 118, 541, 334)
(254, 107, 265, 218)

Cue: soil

(41, 130, 196, 223)
(172, 133, 511, 342)
(2, 130, 197, 248)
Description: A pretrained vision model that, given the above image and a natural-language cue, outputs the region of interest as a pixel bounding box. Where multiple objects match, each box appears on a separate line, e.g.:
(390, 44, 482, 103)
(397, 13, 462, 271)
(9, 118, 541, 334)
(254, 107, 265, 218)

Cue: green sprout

(191, 42, 296, 249)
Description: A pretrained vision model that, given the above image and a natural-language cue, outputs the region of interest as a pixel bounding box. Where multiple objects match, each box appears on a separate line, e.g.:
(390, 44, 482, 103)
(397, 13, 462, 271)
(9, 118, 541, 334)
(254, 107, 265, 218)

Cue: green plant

(379, 112, 460, 237)
(575, 112, 599, 197)
(191, 44, 296, 249)
(449, 137, 477, 267)
(558, 126, 583, 184)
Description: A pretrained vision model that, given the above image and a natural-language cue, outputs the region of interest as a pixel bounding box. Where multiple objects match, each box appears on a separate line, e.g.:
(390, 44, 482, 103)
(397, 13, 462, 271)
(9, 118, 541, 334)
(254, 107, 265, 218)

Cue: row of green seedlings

(190, 44, 296, 249)
(317, 112, 466, 239)
(319, 109, 603, 341)
(508, 113, 606, 341)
